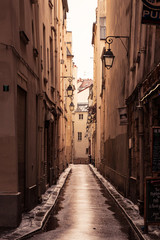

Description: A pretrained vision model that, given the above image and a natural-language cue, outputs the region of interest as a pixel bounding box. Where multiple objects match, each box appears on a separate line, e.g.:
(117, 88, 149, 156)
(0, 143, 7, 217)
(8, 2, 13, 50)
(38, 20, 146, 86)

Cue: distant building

(73, 103, 89, 164)
(73, 78, 93, 164)
(77, 78, 93, 103)
(65, 31, 75, 166)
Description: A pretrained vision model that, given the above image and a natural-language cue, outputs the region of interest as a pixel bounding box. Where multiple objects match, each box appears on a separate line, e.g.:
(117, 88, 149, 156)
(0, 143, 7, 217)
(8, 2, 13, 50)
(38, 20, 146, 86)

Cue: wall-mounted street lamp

(88, 114, 92, 121)
(118, 106, 128, 125)
(60, 76, 75, 98)
(87, 118, 91, 124)
(102, 37, 115, 69)
(103, 36, 129, 69)
(67, 84, 74, 97)
(69, 102, 74, 112)
(103, 47, 115, 69)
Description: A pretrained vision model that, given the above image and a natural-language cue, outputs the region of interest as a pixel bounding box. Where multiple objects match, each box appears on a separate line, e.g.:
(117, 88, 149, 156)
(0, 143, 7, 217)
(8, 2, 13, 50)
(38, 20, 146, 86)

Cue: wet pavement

(0, 166, 72, 240)
(28, 165, 140, 240)
(1, 164, 160, 240)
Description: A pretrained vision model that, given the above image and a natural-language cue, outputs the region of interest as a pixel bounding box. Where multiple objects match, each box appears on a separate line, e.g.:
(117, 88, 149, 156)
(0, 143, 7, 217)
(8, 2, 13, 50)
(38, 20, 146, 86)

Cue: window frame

(79, 114, 83, 120)
(78, 132, 82, 141)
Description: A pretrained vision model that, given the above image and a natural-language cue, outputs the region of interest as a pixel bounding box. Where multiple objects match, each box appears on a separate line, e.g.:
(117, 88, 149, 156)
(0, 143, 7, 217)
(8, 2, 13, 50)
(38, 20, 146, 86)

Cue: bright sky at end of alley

(67, 0, 97, 79)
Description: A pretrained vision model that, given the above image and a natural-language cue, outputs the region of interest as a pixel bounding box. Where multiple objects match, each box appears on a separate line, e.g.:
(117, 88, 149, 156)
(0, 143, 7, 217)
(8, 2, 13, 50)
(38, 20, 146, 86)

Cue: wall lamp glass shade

(103, 48, 115, 69)
(69, 102, 74, 111)
(67, 84, 73, 97)
(87, 119, 91, 124)
(88, 114, 92, 120)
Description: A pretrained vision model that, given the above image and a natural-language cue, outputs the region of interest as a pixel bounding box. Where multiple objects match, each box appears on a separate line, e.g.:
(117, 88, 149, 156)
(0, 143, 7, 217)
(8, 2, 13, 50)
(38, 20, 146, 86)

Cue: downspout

(126, 0, 133, 198)
(139, 108, 144, 199)
(138, 2, 146, 214)
(35, 2, 43, 201)
(138, 87, 144, 214)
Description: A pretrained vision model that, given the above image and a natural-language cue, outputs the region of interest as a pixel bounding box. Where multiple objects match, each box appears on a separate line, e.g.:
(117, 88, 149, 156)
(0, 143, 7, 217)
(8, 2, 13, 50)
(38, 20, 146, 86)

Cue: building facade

(73, 104, 89, 164)
(73, 78, 93, 164)
(0, 0, 70, 227)
(92, 0, 160, 212)
(91, 0, 106, 169)
(65, 31, 75, 165)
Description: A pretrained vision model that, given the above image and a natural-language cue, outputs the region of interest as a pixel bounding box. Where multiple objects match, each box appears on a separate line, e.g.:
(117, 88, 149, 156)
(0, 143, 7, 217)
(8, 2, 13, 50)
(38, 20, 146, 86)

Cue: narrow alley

(28, 165, 140, 240)
(1, 0, 160, 239)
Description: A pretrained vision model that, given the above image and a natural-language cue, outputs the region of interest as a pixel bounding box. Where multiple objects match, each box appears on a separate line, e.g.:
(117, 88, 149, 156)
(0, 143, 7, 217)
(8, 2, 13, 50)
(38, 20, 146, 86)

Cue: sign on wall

(118, 107, 128, 125)
(144, 177, 160, 232)
(142, 0, 160, 25)
(152, 127, 160, 172)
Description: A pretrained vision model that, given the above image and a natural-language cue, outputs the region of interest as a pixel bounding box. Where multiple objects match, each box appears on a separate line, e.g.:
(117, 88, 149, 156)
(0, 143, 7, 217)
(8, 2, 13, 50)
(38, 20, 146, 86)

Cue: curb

(89, 164, 150, 240)
(0, 166, 72, 240)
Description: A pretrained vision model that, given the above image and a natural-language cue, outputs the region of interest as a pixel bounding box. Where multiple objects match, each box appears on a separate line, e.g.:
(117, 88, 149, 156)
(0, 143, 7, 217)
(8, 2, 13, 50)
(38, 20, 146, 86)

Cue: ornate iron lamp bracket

(106, 36, 129, 54)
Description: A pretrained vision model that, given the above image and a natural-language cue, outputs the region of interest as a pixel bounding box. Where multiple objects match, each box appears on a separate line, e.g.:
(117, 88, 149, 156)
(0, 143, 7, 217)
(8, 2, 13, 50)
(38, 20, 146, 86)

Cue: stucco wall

(0, 52, 17, 192)
(74, 111, 88, 161)
(101, 0, 131, 195)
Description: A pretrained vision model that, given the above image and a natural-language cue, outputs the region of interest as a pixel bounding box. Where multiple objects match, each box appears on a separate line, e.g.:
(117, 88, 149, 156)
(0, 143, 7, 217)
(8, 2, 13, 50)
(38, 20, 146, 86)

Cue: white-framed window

(78, 132, 82, 141)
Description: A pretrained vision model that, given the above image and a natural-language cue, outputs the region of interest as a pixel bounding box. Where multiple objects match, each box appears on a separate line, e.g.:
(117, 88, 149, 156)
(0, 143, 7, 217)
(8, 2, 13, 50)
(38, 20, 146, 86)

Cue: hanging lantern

(69, 102, 74, 112)
(103, 48, 115, 69)
(67, 84, 74, 97)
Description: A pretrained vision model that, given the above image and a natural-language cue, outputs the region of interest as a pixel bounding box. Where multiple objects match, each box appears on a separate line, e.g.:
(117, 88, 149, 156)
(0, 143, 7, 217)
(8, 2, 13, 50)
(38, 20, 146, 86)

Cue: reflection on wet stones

(32, 166, 140, 240)
(43, 178, 68, 232)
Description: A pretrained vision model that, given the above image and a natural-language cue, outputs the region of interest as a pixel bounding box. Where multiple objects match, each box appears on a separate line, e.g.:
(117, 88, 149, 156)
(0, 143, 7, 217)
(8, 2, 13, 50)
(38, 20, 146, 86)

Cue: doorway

(17, 86, 26, 210)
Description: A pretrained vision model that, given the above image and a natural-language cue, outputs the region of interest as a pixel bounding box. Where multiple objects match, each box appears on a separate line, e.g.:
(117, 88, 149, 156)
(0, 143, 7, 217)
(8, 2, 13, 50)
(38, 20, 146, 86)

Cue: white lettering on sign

(143, 9, 160, 18)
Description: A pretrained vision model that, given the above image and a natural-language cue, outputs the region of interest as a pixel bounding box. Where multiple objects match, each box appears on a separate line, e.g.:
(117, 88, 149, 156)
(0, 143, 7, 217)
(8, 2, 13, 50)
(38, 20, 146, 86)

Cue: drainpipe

(125, 0, 133, 198)
(35, 3, 43, 202)
(138, 100, 144, 214)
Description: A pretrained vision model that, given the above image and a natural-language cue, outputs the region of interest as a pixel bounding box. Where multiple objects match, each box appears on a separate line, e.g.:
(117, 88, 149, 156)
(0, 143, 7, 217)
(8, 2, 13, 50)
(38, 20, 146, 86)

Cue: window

(79, 114, 83, 120)
(78, 132, 82, 141)
(43, 24, 46, 75)
(50, 37, 53, 84)
(100, 17, 106, 40)
(86, 148, 89, 154)
(47, 48, 49, 75)
(19, 0, 25, 30)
